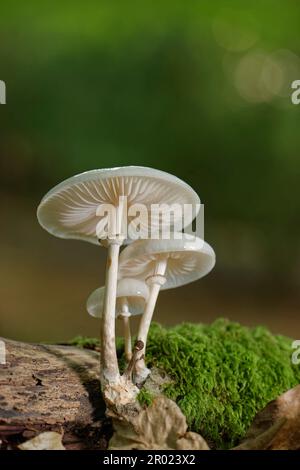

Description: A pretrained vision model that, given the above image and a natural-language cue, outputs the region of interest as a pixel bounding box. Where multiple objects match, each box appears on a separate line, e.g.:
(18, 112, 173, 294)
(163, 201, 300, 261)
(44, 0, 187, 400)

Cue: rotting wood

(0, 337, 112, 450)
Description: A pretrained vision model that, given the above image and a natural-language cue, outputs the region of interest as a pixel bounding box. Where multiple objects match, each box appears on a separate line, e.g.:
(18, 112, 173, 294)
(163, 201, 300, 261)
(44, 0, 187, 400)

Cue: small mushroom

(87, 278, 149, 362)
(37, 167, 200, 390)
(119, 233, 215, 383)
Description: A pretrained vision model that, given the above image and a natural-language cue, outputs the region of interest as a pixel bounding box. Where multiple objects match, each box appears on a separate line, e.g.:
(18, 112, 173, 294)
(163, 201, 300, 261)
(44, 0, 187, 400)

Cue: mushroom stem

(123, 340, 144, 382)
(101, 241, 121, 384)
(134, 257, 167, 383)
(121, 314, 132, 362)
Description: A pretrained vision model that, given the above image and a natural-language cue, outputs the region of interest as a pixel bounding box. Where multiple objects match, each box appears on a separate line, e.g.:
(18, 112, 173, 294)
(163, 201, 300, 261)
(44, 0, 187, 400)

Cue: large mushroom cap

(87, 278, 149, 318)
(37, 166, 200, 245)
(118, 234, 216, 290)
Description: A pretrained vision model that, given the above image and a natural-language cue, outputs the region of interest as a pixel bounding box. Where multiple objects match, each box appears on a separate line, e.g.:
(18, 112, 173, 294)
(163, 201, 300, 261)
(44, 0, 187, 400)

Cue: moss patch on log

(145, 319, 300, 448)
(137, 388, 155, 407)
(69, 319, 300, 449)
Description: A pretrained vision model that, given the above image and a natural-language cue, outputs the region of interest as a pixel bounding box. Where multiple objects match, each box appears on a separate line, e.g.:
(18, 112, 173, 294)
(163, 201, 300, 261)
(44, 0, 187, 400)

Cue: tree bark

(0, 337, 111, 450)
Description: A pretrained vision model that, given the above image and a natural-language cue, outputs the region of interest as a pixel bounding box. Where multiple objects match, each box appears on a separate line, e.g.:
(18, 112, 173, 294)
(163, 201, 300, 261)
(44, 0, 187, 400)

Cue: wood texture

(0, 338, 111, 450)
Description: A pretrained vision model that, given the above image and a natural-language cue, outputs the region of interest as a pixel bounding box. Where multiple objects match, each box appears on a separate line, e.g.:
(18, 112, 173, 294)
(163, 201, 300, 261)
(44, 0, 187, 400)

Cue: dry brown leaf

(109, 396, 209, 450)
(18, 431, 65, 450)
(235, 384, 300, 450)
(176, 432, 209, 450)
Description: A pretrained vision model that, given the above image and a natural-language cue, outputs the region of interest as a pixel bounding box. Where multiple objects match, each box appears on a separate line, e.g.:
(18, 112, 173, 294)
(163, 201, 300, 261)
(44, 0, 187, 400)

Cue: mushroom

(87, 278, 149, 362)
(119, 233, 216, 383)
(37, 166, 200, 391)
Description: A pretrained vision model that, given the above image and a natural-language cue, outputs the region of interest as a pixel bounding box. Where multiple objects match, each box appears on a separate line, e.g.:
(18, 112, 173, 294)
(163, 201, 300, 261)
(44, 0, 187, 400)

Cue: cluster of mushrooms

(37, 166, 215, 404)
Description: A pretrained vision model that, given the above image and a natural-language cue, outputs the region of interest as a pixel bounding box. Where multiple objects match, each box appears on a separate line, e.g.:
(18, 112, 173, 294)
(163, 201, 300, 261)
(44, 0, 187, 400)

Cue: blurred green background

(0, 1, 299, 342)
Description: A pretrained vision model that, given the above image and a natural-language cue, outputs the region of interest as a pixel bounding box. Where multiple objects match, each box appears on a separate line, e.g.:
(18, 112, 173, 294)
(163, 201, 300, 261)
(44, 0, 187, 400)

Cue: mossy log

(0, 337, 111, 450)
(1, 320, 300, 451)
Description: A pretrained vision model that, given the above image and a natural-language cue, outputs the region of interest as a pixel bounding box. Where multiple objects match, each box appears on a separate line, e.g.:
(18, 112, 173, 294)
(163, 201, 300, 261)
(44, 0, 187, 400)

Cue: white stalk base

(103, 375, 139, 409)
(101, 241, 122, 385)
(134, 258, 167, 384)
(122, 315, 132, 362)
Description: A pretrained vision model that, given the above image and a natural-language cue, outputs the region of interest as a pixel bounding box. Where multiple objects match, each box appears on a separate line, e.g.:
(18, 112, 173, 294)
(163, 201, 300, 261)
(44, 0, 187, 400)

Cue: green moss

(145, 319, 300, 449)
(68, 335, 124, 352)
(137, 388, 155, 407)
(68, 335, 100, 349)
(68, 320, 300, 449)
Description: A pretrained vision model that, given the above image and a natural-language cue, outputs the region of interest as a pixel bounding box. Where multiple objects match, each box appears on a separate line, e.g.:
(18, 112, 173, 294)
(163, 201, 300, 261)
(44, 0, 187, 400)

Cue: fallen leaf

(109, 396, 209, 450)
(234, 384, 300, 450)
(18, 431, 65, 450)
(176, 432, 209, 450)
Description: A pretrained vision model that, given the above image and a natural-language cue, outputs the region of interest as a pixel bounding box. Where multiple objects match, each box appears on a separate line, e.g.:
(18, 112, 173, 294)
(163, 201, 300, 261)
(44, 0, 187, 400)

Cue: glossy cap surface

(37, 166, 200, 245)
(87, 278, 149, 318)
(119, 234, 216, 290)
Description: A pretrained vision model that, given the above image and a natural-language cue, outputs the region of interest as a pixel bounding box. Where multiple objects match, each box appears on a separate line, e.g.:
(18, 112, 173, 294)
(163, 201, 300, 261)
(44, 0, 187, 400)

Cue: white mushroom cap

(37, 166, 200, 245)
(87, 278, 149, 318)
(118, 234, 215, 290)
(86, 286, 105, 318)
